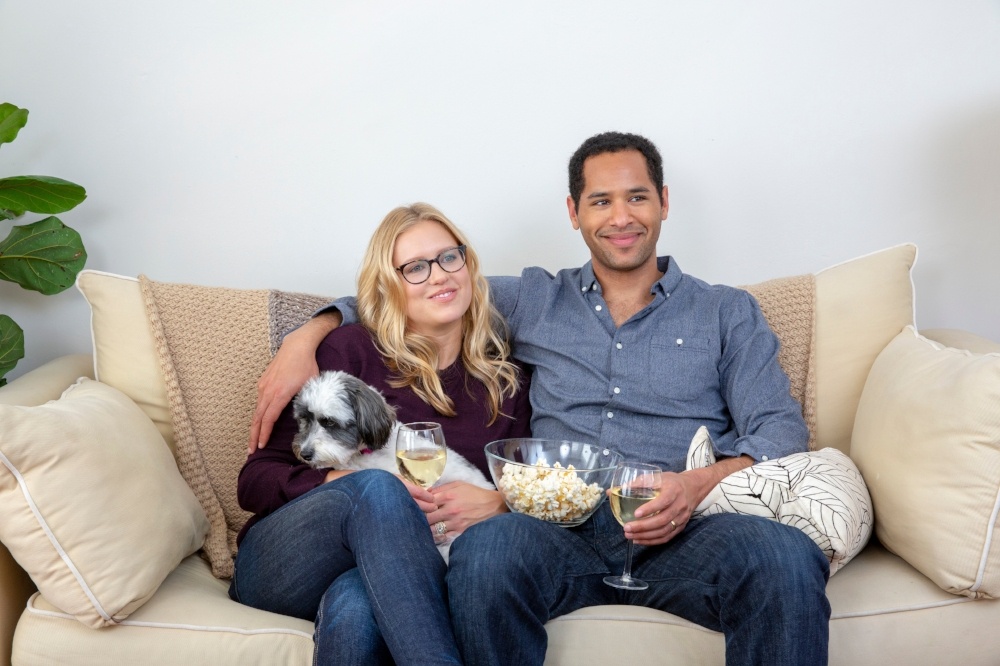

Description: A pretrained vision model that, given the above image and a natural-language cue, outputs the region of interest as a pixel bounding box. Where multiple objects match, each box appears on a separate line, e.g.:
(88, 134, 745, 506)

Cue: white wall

(2, 1, 999, 380)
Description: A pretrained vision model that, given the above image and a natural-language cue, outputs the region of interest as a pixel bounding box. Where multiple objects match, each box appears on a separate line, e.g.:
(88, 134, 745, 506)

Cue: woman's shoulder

(317, 323, 380, 360)
(323, 323, 374, 345)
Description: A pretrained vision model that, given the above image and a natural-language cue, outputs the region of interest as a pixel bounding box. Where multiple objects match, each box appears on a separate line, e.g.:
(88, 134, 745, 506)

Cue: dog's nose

(299, 448, 313, 462)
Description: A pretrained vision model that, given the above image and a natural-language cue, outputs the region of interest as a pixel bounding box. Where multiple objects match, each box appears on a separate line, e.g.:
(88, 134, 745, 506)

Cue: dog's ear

(345, 377, 397, 450)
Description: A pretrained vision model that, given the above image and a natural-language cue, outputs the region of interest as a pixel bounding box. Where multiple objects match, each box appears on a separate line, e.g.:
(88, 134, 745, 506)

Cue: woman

(231, 203, 531, 665)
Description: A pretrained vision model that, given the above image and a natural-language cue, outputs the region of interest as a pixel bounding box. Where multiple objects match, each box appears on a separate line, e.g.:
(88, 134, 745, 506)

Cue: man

(250, 132, 830, 665)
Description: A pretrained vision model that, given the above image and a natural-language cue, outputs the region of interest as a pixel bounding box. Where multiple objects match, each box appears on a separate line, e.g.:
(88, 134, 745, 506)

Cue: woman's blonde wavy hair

(356, 203, 520, 424)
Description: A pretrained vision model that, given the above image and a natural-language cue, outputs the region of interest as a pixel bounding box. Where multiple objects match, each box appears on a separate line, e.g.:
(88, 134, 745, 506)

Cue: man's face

(567, 150, 668, 276)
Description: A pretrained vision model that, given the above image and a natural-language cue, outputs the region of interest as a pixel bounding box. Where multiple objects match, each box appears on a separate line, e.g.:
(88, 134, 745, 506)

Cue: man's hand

(623, 455, 754, 546)
(248, 312, 342, 453)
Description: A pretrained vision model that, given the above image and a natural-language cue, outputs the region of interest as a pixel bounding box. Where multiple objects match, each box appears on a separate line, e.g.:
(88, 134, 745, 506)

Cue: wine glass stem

(622, 539, 636, 581)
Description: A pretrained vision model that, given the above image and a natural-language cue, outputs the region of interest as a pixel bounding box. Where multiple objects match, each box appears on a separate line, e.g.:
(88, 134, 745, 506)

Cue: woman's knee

(323, 569, 377, 624)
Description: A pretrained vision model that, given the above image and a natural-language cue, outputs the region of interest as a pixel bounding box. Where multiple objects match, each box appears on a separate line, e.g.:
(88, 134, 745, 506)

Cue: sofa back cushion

(813, 244, 916, 453)
(77, 271, 328, 579)
(73, 244, 915, 578)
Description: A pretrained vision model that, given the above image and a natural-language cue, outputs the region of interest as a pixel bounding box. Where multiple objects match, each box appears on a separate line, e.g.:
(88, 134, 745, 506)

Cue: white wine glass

(395, 422, 447, 488)
(604, 461, 662, 590)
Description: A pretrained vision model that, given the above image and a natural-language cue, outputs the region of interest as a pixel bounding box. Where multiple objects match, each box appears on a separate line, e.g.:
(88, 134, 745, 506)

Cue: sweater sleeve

(236, 327, 367, 516)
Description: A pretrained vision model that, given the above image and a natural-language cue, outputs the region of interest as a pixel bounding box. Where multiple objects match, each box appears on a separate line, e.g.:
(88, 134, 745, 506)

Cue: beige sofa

(3, 243, 1000, 665)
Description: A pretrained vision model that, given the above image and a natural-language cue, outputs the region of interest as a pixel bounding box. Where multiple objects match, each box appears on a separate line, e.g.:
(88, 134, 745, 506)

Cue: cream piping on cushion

(687, 426, 873, 575)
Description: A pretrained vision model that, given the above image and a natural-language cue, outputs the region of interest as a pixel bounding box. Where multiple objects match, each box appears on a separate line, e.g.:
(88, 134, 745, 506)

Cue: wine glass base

(603, 575, 648, 590)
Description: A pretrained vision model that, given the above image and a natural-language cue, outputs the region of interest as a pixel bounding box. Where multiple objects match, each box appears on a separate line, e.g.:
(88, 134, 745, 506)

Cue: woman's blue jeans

(447, 503, 831, 666)
(229, 470, 461, 666)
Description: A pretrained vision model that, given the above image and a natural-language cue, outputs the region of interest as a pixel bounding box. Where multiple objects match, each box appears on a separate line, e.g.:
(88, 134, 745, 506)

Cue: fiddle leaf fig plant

(0, 102, 87, 386)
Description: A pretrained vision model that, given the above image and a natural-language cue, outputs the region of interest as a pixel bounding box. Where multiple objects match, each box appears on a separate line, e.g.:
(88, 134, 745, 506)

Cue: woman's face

(392, 220, 473, 338)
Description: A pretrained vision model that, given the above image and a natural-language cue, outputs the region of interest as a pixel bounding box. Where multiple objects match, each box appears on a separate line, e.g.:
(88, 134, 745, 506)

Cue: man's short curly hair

(568, 132, 664, 208)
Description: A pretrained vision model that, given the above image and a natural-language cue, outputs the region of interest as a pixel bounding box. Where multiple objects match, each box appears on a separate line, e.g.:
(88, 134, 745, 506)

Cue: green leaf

(2, 207, 25, 220)
(0, 103, 29, 147)
(0, 216, 87, 294)
(0, 176, 87, 215)
(0, 313, 25, 386)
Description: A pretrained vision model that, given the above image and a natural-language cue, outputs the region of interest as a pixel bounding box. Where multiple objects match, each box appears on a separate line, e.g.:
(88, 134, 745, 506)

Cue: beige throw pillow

(0, 378, 209, 627)
(851, 326, 1000, 598)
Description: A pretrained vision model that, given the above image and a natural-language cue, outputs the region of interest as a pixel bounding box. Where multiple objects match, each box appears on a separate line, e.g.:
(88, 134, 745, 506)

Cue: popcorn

(499, 459, 604, 523)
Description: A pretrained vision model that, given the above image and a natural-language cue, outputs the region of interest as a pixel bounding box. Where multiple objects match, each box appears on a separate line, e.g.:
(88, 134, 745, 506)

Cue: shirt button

(613, 387, 621, 394)
(616, 343, 623, 349)
(607, 412, 614, 419)
(595, 305, 602, 312)
(581, 286, 587, 292)
(761, 455, 769, 461)
(676, 338, 683, 345)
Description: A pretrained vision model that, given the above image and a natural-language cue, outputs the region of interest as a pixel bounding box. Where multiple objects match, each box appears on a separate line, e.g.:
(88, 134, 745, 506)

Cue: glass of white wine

(604, 461, 662, 590)
(395, 422, 447, 489)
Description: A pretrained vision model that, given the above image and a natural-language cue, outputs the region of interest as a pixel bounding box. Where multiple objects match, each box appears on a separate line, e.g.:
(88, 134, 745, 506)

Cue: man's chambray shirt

(331, 256, 808, 472)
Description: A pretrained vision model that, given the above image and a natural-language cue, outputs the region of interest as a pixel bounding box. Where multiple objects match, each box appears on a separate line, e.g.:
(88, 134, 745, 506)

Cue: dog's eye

(318, 417, 339, 430)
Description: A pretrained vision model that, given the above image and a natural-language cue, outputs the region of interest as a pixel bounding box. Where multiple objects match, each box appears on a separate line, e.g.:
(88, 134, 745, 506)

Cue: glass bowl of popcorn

(484, 438, 623, 527)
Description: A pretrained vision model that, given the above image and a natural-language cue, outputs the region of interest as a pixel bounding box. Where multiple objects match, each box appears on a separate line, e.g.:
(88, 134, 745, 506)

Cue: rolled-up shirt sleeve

(717, 290, 809, 462)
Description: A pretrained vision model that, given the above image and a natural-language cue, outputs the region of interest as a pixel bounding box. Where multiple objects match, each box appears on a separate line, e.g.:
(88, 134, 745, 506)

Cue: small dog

(291, 370, 494, 560)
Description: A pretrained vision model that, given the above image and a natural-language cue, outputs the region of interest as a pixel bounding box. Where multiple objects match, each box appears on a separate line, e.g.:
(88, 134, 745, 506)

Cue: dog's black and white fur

(291, 371, 493, 491)
(291, 371, 494, 561)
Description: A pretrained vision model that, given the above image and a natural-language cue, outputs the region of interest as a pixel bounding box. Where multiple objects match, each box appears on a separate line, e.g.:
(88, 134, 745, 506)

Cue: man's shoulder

(488, 265, 578, 297)
(671, 272, 759, 321)
(676, 270, 752, 300)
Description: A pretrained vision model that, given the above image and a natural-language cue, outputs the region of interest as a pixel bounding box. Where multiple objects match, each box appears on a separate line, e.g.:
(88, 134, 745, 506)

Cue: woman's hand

(427, 481, 507, 537)
(398, 478, 438, 514)
(248, 313, 341, 453)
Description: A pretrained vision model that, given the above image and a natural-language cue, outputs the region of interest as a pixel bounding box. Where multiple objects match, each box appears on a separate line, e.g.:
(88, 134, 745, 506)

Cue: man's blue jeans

(448, 503, 831, 665)
(229, 470, 461, 665)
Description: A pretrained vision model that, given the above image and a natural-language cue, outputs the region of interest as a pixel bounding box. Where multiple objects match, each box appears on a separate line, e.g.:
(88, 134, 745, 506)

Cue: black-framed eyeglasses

(395, 245, 467, 284)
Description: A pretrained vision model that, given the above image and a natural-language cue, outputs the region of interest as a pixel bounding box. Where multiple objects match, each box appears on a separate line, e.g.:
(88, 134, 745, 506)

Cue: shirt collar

(580, 256, 683, 296)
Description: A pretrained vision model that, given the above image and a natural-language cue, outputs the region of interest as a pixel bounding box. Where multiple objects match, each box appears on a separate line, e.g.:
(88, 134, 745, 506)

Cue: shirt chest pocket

(647, 336, 718, 402)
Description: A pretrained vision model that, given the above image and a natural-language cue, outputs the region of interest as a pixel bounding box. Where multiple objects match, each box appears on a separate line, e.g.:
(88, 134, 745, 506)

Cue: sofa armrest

(0, 543, 35, 666)
(0, 354, 95, 407)
(0, 354, 94, 665)
(919, 328, 1000, 354)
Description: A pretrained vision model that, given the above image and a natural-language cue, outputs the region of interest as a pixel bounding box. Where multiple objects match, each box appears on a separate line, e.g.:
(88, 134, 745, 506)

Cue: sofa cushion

(16, 543, 998, 666)
(13, 555, 313, 665)
(0, 378, 208, 628)
(813, 243, 916, 455)
(76, 271, 176, 454)
(851, 326, 1000, 598)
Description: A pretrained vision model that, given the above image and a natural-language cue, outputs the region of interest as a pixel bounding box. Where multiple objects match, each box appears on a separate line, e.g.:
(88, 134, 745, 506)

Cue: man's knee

(727, 516, 830, 594)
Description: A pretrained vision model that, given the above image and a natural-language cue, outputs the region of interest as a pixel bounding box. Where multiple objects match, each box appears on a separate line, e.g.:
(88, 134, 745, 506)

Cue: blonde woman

(232, 203, 531, 665)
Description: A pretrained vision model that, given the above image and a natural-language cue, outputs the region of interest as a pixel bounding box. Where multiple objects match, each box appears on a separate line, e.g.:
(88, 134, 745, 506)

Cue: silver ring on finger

(435, 521, 448, 536)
